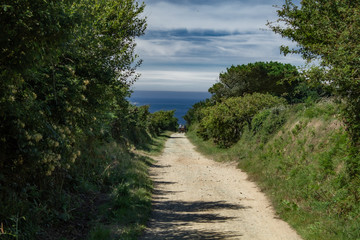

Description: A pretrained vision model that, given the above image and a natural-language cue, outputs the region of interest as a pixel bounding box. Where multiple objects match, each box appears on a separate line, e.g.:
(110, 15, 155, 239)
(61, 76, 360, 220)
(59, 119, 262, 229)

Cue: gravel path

(140, 133, 302, 240)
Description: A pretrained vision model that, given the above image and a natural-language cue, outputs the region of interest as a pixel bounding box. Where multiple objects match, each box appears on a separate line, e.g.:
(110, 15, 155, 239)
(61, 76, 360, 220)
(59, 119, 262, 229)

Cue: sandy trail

(140, 133, 302, 240)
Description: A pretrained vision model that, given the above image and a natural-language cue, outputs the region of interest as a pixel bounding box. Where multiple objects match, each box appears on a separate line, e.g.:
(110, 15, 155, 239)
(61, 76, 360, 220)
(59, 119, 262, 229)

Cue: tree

(0, 0, 77, 182)
(268, 0, 360, 176)
(0, 0, 146, 190)
(0, 1, 76, 70)
(209, 61, 300, 102)
(0, 0, 148, 237)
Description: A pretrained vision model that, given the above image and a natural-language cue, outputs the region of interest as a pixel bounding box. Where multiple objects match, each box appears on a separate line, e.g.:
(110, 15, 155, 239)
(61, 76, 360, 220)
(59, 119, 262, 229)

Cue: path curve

(140, 133, 302, 240)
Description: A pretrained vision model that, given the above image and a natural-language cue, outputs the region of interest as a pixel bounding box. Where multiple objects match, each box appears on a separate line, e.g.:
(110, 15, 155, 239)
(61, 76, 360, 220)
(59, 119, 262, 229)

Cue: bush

(112, 104, 152, 146)
(197, 93, 286, 147)
(149, 110, 178, 135)
(261, 107, 287, 135)
(183, 99, 214, 125)
(251, 109, 272, 134)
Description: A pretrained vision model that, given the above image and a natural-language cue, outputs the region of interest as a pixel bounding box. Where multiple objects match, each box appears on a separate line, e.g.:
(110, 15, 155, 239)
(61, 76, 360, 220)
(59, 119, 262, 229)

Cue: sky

(133, 0, 304, 92)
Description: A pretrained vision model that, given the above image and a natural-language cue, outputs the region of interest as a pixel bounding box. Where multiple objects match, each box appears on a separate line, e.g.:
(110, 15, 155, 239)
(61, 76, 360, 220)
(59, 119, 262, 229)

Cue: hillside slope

(187, 100, 360, 240)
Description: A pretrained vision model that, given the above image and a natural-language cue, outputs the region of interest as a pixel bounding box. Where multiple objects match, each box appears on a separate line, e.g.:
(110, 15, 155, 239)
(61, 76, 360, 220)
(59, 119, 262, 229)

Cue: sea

(129, 90, 211, 125)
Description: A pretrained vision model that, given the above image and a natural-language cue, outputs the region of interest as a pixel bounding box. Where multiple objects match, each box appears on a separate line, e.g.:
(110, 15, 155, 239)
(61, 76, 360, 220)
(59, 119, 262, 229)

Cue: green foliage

(251, 106, 287, 142)
(88, 226, 111, 240)
(149, 110, 178, 135)
(183, 99, 214, 125)
(0, 0, 76, 69)
(0, 0, 178, 238)
(112, 104, 152, 146)
(268, 0, 360, 174)
(288, 80, 331, 104)
(136, 131, 173, 154)
(0, 0, 145, 179)
(197, 93, 286, 147)
(209, 61, 301, 102)
(0, 0, 147, 183)
(0, 0, 77, 187)
(251, 109, 272, 134)
(111, 103, 178, 147)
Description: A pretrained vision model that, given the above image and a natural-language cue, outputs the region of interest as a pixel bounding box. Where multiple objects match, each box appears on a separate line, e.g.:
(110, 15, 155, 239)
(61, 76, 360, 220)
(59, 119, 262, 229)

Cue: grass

(135, 131, 172, 156)
(187, 100, 360, 240)
(0, 130, 171, 240)
(87, 131, 172, 240)
(4, 128, 172, 240)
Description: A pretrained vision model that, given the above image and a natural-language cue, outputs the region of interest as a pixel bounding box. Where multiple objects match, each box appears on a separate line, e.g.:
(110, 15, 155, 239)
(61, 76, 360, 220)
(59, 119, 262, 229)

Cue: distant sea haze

(129, 90, 211, 125)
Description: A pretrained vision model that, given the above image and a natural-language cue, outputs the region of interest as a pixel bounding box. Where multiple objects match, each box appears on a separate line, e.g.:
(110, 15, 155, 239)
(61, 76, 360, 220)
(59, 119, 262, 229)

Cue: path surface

(140, 133, 302, 240)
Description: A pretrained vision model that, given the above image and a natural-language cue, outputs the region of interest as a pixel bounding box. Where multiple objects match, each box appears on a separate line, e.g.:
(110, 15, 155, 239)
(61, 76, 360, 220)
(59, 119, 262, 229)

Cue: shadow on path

(167, 136, 186, 139)
(140, 133, 247, 239)
(140, 199, 248, 240)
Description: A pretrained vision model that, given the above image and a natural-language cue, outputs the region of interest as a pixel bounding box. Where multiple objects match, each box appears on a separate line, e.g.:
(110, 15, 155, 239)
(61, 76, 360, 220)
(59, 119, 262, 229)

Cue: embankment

(187, 100, 360, 240)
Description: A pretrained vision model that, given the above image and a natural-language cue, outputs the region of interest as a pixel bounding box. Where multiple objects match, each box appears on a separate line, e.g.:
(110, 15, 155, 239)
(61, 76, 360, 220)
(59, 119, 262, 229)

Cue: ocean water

(129, 90, 211, 124)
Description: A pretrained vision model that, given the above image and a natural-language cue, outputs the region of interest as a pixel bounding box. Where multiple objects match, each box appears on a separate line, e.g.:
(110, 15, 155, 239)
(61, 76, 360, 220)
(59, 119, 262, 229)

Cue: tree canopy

(0, 0, 146, 195)
(209, 61, 300, 102)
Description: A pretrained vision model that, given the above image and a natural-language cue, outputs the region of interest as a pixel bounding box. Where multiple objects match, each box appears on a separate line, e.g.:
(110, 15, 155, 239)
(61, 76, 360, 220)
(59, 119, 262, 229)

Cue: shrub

(260, 106, 287, 138)
(112, 104, 152, 146)
(183, 99, 213, 125)
(251, 109, 272, 134)
(197, 93, 286, 147)
(149, 110, 178, 135)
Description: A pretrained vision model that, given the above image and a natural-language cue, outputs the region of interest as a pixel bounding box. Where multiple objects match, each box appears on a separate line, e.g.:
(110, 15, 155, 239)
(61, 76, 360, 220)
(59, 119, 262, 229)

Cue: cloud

(143, 1, 277, 32)
(133, 70, 219, 91)
(145, 0, 274, 6)
(134, 0, 305, 91)
(137, 30, 301, 66)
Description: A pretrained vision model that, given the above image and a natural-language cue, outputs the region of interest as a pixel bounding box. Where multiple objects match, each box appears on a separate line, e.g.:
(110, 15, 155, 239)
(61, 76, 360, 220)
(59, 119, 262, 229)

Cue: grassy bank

(0, 132, 171, 240)
(134, 131, 173, 156)
(187, 100, 360, 240)
(88, 131, 171, 240)
(85, 143, 153, 240)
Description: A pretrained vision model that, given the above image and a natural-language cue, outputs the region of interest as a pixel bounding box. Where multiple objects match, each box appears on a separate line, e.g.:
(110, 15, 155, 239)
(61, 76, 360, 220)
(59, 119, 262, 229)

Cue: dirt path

(140, 133, 302, 240)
